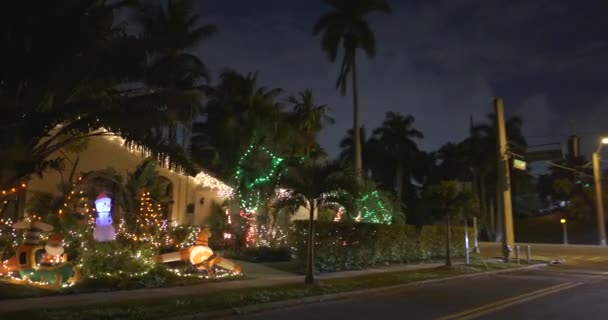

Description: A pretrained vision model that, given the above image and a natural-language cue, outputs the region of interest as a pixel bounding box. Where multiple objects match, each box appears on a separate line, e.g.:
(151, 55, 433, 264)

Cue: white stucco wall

(26, 134, 228, 226)
(290, 205, 318, 221)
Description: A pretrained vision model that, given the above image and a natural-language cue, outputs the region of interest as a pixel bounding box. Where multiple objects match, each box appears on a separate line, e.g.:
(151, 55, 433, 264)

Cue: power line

(524, 131, 608, 139)
(528, 142, 561, 149)
(545, 161, 593, 178)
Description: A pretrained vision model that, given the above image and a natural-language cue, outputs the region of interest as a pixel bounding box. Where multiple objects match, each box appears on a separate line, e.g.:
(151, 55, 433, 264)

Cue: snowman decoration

(93, 192, 116, 241)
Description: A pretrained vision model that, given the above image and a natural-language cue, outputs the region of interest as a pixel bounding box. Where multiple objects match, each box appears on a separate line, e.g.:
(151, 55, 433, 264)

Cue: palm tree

(274, 161, 356, 284)
(435, 142, 472, 182)
(313, 0, 392, 181)
(192, 69, 287, 179)
(339, 127, 367, 164)
(286, 90, 335, 158)
(339, 127, 388, 182)
(470, 113, 527, 240)
(138, 0, 218, 145)
(0, 0, 205, 191)
(139, 0, 217, 88)
(422, 181, 478, 266)
(373, 112, 423, 210)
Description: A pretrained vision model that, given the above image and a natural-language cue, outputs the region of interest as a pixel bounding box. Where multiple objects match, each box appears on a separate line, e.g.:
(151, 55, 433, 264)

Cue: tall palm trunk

(446, 214, 452, 267)
(395, 160, 404, 210)
(305, 126, 312, 159)
(479, 173, 493, 239)
(351, 52, 363, 182)
(305, 200, 316, 284)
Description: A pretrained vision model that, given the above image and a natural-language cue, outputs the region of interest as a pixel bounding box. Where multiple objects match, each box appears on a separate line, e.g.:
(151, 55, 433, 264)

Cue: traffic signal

(575, 178, 592, 188)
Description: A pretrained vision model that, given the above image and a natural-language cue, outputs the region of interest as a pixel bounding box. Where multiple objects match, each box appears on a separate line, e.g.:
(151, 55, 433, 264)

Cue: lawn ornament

(42, 233, 67, 264)
(157, 227, 241, 277)
(93, 192, 116, 241)
(0, 221, 80, 289)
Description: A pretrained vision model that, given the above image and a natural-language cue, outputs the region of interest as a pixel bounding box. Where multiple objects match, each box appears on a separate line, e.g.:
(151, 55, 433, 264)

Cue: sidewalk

(0, 260, 449, 313)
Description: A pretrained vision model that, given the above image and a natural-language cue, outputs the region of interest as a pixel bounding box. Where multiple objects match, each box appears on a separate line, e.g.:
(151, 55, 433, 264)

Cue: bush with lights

(291, 221, 472, 272)
(0, 217, 18, 261)
(78, 240, 158, 279)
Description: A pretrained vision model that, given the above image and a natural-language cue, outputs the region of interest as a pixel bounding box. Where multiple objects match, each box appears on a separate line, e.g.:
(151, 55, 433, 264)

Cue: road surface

(228, 259, 608, 320)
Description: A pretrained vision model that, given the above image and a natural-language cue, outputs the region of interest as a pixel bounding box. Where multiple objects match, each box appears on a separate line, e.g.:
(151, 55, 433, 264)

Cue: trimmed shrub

(292, 221, 472, 272)
(419, 225, 469, 260)
(79, 241, 158, 279)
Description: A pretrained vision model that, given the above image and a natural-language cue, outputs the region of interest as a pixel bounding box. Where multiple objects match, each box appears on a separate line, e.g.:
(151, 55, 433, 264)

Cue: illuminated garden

(0, 0, 510, 313)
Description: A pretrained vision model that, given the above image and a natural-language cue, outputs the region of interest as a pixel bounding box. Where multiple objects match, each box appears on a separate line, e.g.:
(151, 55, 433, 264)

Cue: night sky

(192, 0, 608, 163)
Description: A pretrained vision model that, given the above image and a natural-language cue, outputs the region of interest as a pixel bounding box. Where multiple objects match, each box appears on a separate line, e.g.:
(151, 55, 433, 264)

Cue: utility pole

(495, 97, 514, 261)
(592, 151, 606, 245)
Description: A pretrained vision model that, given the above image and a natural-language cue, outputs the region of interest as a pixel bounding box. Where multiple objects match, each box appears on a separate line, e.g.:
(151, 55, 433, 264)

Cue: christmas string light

(333, 207, 344, 222)
(101, 130, 188, 175)
(0, 183, 28, 199)
(234, 144, 286, 220)
(193, 172, 234, 198)
(225, 208, 232, 225)
(356, 191, 393, 224)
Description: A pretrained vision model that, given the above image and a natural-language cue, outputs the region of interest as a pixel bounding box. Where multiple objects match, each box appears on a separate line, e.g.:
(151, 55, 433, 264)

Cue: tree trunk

(446, 214, 452, 267)
(495, 195, 504, 242)
(351, 53, 362, 182)
(395, 160, 404, 211)
(479, 173, 492, 239)
(305, 200, 315, 284)
(305, 126, 312, 159)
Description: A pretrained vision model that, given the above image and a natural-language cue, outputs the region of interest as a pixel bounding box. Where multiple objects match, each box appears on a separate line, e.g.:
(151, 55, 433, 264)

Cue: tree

(137, 0, 218, 145)
(274, 161, 356, 284)
(421, 181, 479, 266)
(120, 158, 173, 237)
(372, 112, 423, 211)
(339, 127, 368, 165)
(0, 0, 209, 192)
(286, 90, 335, 158)
(192, 70, 290, 179)
(466, 113, 528, 240)
(138, 0, 217, 89)
(313, 0, 392, 181)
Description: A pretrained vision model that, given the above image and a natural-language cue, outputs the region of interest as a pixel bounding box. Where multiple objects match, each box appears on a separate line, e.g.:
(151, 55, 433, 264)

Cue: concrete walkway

(0, 260, 448, 313)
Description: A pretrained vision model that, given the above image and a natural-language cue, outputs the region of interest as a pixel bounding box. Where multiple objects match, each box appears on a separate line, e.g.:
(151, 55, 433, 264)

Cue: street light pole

(592, 150, 606, 245)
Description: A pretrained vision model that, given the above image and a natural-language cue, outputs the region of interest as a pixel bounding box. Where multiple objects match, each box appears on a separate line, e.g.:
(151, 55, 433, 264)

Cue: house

(25, 130, 233, 226)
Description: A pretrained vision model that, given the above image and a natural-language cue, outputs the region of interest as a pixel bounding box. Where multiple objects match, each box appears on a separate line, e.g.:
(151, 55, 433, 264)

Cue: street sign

(525, 149, 563, 162)
(513, 159, 527, 171)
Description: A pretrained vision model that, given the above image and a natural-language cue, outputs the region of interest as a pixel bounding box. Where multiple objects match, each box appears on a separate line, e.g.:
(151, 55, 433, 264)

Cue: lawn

(1, 262, 522, 320)
(0, 282, 57, 300)
(0, 272, 247, 300)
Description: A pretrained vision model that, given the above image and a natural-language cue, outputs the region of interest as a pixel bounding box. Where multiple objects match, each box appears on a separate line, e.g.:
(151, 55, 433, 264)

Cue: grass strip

(1, 262, 521, 320)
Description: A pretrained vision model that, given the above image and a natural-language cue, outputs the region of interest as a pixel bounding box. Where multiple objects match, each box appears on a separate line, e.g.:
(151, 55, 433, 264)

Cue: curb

(169, 263, 547, 320)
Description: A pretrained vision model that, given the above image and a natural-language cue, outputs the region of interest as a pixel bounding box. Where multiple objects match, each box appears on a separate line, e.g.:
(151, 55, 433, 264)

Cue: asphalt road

(228, 260, 608, 320)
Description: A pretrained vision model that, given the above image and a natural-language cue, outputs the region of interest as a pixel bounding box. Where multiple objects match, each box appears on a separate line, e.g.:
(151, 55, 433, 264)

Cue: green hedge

(291, 221, 472, 272)
(79, 241, 158, 278)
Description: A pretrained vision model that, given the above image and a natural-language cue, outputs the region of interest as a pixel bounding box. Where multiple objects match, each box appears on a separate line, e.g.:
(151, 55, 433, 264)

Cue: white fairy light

(193, 172, 234, 199)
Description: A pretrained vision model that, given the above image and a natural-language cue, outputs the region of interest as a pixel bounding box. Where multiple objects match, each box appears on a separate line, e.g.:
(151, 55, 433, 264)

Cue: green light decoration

(354, 191, 393, 224)
(233, 144, 286, 214)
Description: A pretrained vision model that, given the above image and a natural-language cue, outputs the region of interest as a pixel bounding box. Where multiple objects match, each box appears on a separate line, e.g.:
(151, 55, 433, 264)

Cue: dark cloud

(194, 0, 608, 160)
